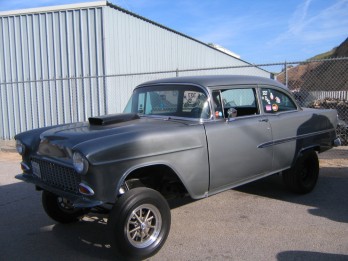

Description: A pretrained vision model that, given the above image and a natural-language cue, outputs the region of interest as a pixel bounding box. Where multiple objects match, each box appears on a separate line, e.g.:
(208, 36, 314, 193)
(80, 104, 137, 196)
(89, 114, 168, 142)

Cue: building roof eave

(0, 1, 107, 16)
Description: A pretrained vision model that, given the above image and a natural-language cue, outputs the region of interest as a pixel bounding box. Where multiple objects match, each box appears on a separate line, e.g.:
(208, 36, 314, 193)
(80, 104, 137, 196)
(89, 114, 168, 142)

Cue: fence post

(284, 61, 288, 88)
(176, 68, 179, 77)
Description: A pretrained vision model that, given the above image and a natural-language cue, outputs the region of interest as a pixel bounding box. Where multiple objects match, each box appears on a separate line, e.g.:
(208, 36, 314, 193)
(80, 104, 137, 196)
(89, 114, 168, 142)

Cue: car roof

(137, 75, 287, 90)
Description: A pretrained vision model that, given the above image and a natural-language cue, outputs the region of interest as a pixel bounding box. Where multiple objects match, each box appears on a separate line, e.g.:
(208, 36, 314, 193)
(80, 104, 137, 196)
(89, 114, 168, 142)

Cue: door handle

(259, 118, 269, 123)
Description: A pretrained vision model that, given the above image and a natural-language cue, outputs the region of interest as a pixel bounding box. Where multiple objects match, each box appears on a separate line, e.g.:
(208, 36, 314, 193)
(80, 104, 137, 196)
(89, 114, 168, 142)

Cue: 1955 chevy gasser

(15, 75, 341, 259)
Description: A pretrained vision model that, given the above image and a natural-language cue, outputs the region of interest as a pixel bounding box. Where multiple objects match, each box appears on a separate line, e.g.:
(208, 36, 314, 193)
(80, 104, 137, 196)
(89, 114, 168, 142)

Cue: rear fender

(292, 145, 319, 167)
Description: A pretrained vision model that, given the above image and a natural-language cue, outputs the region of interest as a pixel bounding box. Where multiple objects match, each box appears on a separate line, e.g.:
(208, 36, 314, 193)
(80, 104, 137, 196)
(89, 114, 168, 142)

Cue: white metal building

(0, 1, 270, 139)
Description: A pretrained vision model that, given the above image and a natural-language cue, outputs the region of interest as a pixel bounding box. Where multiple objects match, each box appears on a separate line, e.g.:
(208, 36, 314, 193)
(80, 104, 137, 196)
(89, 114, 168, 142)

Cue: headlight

(16, 140, 25, 155)
(73, 152, 89, 174)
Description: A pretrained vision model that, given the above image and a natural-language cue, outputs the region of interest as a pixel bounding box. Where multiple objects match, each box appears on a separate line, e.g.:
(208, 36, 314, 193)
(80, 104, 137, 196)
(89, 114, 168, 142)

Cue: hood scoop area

(89, 113, 140, 126)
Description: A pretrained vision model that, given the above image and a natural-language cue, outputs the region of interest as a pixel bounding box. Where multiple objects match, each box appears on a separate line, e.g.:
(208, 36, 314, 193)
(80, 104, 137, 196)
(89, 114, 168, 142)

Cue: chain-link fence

(1, 57, 348, 151)
(274, 58, 348, 146)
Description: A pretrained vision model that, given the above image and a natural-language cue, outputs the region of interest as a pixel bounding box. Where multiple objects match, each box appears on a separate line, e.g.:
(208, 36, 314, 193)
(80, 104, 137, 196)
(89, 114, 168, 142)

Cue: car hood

(39, 115, 192, 149)
(36, 113, 207, 163)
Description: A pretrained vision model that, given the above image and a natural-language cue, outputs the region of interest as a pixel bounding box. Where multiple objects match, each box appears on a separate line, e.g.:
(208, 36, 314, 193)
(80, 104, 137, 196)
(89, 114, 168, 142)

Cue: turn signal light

(79, 183, 94, 196)
(21, 162, 30, 172)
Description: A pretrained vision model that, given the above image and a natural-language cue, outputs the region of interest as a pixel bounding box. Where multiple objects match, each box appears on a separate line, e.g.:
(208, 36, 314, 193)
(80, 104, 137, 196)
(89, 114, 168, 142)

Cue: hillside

(334, 37, 348, 58)
(307, 37, 348, 60)
(277, 37, 348, 91)
(307, 49, 336, 60)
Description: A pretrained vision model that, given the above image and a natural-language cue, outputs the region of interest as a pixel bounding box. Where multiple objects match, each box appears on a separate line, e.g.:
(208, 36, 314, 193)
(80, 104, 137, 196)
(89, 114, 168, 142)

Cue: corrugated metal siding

(103, 6, 270, 113)
(0, 3, 270, 139)
(0, 7, 105, 139)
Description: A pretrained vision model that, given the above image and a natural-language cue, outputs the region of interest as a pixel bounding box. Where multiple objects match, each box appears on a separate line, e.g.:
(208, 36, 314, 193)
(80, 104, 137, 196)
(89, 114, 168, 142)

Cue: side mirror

(227, 108, 237, 122)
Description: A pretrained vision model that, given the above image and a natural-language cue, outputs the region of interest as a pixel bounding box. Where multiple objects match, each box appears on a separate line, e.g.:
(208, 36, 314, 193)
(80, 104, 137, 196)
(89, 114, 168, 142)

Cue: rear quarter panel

(267, 108, 337, 171)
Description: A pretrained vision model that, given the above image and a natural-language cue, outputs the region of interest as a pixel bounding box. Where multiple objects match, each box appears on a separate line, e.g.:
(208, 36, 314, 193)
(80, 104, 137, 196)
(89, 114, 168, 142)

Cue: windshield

(124, 85, 211, 119)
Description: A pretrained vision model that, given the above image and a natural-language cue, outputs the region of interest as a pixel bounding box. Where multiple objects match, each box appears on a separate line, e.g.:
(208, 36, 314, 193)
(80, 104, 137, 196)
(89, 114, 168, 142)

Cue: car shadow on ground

(0, 181, 116, 260)
(235, 166, 348, 224)
(51, 197, 199, 260)
(277, 250, 348, 261)
(168, 196, 196, 209)
(51, 216, 117, 260)
(157, 163, 348, 224)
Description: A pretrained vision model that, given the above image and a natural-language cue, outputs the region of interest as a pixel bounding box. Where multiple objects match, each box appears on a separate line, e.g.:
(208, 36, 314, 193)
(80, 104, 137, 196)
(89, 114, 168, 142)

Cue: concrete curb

(0, 147, 17, 153)
(0, 140, 16, 153)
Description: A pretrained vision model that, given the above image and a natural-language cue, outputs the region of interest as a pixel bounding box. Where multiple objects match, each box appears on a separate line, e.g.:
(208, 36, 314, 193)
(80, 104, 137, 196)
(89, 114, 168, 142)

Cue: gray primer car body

(16, 75, 339, 206)
(15, 75, 340, 259)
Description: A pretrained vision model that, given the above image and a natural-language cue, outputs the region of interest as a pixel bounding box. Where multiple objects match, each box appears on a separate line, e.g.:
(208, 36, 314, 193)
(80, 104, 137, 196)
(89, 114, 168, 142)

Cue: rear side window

(219, 88, 259, 118)
(261, 88, 297, 113)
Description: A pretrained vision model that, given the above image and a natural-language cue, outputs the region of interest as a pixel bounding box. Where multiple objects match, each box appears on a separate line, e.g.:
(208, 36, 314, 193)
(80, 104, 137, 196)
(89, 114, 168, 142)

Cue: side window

(182, 91, 210, 119)
(261, 88, 297, 113)
(182, 91, 206, 112)
(220, 88, 259, 118)
(138, 93, 146, 113)
(212, 91, 223, 118)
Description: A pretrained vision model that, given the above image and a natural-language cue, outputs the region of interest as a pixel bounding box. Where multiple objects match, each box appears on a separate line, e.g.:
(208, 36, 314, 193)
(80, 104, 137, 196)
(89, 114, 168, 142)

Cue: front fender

(116, 159, 208, 200)
(79, 124, 210, 202)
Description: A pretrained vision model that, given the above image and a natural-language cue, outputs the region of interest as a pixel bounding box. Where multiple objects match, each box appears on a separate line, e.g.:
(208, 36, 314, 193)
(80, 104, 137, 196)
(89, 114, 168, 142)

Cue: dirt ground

(0, 151, 21, 162)
(317, 146, 348, 168)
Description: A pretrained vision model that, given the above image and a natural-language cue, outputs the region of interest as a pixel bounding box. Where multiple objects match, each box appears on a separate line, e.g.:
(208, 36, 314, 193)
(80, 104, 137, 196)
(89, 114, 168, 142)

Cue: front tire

(282, 150, 319, 194)
(108, 187, 171, 260)
(42, 191, 87, 223)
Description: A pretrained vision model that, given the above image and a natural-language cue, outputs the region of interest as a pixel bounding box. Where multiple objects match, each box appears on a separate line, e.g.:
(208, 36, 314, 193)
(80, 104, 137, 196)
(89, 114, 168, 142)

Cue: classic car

(15, 75, 341, 260)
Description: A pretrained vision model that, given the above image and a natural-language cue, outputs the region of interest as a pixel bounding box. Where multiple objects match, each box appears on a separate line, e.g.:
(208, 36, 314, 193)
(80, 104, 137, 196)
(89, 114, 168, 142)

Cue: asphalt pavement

(0, 150, 347, 261)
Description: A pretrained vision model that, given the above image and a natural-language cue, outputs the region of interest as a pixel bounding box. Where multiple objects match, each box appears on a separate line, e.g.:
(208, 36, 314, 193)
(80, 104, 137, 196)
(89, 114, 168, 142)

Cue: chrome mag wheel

(126, 204, 162, 248)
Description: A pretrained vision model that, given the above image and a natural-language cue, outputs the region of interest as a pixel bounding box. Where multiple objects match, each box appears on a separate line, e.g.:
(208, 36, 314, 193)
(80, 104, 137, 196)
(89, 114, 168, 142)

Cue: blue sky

(1, 0, 347, 63)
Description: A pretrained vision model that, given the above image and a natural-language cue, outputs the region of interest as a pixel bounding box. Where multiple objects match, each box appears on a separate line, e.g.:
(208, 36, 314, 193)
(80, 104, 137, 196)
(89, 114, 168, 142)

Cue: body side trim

(258, 128, 336, 149)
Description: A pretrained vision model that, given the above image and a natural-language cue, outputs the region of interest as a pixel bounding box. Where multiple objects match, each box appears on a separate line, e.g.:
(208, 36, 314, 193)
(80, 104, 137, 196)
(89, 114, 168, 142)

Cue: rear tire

(282, 150, 319, 194)
(108, 187, 171, 260)
(42, 191, 87, 223)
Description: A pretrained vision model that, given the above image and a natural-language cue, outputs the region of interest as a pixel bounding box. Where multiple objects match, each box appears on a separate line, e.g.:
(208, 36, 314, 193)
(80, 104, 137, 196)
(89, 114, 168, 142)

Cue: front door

(204, 87, 273, 194)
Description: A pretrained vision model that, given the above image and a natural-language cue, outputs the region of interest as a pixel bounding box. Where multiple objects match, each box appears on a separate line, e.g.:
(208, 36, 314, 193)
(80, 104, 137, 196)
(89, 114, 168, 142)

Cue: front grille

(31, 158, 81, 194)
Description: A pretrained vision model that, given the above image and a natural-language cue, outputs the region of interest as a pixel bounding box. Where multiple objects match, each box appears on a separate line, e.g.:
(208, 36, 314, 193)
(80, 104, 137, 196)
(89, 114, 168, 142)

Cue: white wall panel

(0, 6, 105, 139)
